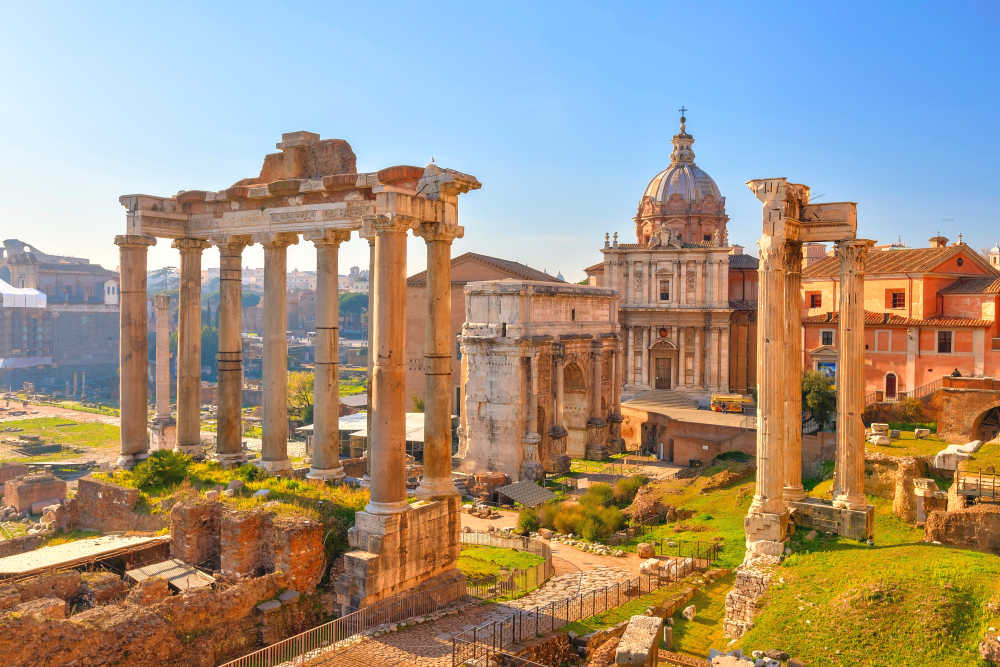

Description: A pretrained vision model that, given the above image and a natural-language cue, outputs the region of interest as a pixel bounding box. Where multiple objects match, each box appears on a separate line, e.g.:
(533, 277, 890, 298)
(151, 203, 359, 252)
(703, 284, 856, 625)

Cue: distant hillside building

(405, 252, 561, 415)
(801, 237, 1000, 398)
(0, 240, 119, 394)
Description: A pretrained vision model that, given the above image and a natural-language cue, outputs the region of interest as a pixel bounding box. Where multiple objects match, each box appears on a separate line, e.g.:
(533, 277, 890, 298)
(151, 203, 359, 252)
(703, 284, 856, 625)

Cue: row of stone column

(622, 257, 728, 307)
(623, 324, 730, 391)
(116, 215, 460, 513)
(749, 237, 872, 528)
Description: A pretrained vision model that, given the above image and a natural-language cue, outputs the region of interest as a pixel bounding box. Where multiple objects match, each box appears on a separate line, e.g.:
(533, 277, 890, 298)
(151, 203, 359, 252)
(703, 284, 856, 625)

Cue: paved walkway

(307, 567, 632, 666)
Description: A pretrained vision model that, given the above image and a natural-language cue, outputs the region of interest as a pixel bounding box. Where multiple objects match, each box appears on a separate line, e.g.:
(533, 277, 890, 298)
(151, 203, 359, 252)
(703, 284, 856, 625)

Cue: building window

(937, 330, 953, 354)
(821, 330, 834, 346)
(659, 280, 671, 301)
(885, 290, 905, 309)
(808, 292, 822, 308)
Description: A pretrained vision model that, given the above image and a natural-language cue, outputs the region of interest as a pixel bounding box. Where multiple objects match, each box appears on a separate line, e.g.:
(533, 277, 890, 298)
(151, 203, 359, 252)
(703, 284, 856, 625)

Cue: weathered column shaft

(309, 232, 350, 480)
(695, 327, 704, 388)
(416, 223, 462, 498)
(720, 327, 730, 393)
(554, 349, 566, 428)
(679, 262, 687, 305)
(641, 327, 649, 386)
(154, 294, 171, 420)
(833, 239, 873, 509)
(590, 343, 603, 419)
(261, 235, 297, 472)
(366, 216, 411, 514)
(749, 236, 786, 516)
(115, 235, 155, 466)
(678, 326, 686, 387)
(216, 240, 247, 464)
(527, 354, 539, 435)
(174, 239, 209, 454)
(783, 242, 805, 501)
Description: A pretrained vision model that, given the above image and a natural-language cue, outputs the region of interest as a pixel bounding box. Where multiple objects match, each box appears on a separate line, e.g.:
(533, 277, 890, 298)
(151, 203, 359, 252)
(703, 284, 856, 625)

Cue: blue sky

(2, 1, 998, 281)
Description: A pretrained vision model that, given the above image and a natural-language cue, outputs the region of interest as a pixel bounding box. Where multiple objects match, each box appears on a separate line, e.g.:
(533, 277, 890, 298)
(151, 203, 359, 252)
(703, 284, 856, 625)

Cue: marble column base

(115, 450, 150, 469)
(782, 486, 806, 503)
(259, 458, 292, 474)
(832, 494, 868, 511)
(414, 476, 459, 499)
(744, 510, 789, 557)
(364, 499, 410, 514)
(214, 451, 248, 468)
(307, 466, 346, 482)
(176, 444, 205, 458)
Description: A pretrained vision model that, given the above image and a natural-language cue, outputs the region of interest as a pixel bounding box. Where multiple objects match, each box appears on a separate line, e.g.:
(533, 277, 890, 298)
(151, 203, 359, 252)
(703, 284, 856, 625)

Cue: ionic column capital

(415, 221, 464, 243)
(257, 232, 300, 248)
(305, 229, 352, 247)
(171, 238, 211, 252)
(115, 234, 156, 248)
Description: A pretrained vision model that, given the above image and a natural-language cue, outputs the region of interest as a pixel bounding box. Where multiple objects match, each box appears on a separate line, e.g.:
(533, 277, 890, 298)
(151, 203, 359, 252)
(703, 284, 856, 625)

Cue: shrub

(537, 501, 559, 529)
(580, 483, 615, 509)
(518, 507, 539, 533)
(612, 475, 649, 506)
(132, 450, 190, 491)
(235, 464, 267, 482)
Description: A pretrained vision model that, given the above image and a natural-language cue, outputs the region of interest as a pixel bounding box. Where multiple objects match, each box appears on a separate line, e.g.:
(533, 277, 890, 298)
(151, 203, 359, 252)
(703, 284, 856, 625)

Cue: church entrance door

(655, 357, 671, 390)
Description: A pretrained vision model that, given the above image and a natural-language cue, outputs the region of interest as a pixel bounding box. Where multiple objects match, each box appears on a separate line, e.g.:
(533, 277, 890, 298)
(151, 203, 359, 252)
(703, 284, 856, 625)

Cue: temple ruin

(115, 131, 480, 610)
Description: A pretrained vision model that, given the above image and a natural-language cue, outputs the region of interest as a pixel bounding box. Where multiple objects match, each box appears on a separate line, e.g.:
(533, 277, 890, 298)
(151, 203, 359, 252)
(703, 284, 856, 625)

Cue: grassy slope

(457, 545, 545, 581)
(866, 430, 946, 458)
(671, 573, 735, 657)
(738, 478, 1000, 666)
(0, 417, 119, 461)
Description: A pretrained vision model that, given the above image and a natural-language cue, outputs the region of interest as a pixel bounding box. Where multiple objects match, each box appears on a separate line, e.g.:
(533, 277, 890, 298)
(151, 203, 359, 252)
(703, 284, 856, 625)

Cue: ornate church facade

(586, 114, 756, 398)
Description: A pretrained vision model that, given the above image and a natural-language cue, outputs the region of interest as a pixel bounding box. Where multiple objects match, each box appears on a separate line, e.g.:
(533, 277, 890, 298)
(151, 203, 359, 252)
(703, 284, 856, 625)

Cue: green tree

(288, 370, 314, 423)
(802, 370, 837, 430)
(201, 326, 219, 381)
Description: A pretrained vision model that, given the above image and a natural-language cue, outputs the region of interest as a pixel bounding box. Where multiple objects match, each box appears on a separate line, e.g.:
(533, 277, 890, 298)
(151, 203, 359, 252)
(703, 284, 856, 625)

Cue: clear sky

(2, 1, 998, 281)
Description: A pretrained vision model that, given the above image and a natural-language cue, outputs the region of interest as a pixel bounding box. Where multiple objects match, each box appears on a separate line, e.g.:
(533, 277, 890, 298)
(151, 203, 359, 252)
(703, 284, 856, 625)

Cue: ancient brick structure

(2, 472, 66, 513)
(170, 499, 222, 568)
(220, 509, 267, 579)
(60, 477, 165, 533)
(925, 504, 1000, 554)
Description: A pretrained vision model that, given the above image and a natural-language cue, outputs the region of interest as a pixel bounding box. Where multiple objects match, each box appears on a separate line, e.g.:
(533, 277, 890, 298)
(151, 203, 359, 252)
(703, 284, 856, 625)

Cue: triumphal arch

(115, 131, 480, 609)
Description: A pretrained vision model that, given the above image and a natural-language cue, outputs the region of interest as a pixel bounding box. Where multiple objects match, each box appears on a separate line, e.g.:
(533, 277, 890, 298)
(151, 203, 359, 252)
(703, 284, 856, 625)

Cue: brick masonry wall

(170, 499, 222, 568)
(220, 509, 267, 578)
(925, 505, 1000, 555)
(65, 477, 165, 533)
(3, 473, 66, 512)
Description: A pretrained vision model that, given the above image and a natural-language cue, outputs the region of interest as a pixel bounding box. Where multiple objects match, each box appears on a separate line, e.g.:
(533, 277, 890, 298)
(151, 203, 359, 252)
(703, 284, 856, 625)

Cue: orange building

(801, 237, 1000, 399)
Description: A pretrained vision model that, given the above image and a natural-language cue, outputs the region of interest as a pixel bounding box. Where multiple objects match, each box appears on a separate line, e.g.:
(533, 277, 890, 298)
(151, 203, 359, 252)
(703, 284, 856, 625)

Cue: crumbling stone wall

(269, 516, 325, 591)
(170, 498, 222, 568)
(724, 564, 772, 639)
(220, 509, 267, 578)
(926, 504, 1000, 554)
(0, 531, 50, 557)
(60, 477, 164, 533)
(0, 571, 333, 667)
(3, 472, 66, 513)
(0, 571, 82, 612)
(514, 632, 577, 666)
(0, 462, 29, 491)
(864, 453, 945, 523)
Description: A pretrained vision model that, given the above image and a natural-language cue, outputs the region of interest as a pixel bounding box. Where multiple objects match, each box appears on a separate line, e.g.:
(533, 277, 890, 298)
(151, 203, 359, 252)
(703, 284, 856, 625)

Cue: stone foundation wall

(514, 632, 577, 666)
(925, 505, 1000, 555)
(220, 509, 267, 578)
(3, 473, 66, 513)
(0, 532, 50, 557)
(170, 499, 222, 568)
(61, 477, 165, 533)
(724, 564, 772, 639)
(0, 571, 333, 667)
(337, 497, 462, 612)
(0, 463, 29, 491)
(268, 516, 325, 591)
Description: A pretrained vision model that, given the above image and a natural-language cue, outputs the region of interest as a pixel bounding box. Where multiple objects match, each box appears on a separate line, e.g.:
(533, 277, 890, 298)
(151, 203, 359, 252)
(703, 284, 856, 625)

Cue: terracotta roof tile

(583, 261, 604, 274)
(803, 310, 992, 328)
(802, 245, 998, 279)
(938, 276, 1000, 295)
(406, 252, 560, 287)
(729, 254, 759, 269)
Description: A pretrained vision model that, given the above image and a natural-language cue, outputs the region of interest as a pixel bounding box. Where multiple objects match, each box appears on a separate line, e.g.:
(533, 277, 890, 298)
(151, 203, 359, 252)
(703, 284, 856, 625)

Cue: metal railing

(218, 576, 464, 667)
(459, 531, 555, 600)
(956, 467, 998, 503)
(452, 554, 707, 666)
(651, 539, 719, 562)
(864, 377, 943, 406)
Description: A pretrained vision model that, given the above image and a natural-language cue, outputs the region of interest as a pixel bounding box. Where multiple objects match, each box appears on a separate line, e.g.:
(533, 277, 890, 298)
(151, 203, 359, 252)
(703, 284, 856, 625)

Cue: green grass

(671, 573, 734, 657)
(43, 529, 101, 547)
(0, 417, 119, 461)
(622, 461, 753, 569)
(866, 430, 947, 458)
(339, 377, 367, 396)
(737, 487, 1000, 666)
(963, 440, 1000, 473)
(457, 545, 545, 581)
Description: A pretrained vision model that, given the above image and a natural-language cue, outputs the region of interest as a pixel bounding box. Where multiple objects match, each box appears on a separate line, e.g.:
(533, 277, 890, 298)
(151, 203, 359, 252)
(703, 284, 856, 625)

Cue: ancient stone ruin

(116, 131, 480, 612)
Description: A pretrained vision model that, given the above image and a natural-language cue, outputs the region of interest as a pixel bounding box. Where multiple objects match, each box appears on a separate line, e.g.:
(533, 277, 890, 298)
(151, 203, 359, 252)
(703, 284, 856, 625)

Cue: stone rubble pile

(535, 531, 626, 557)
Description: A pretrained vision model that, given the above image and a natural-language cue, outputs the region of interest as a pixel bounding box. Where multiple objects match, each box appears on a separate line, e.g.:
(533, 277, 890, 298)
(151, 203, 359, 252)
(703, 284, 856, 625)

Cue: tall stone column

(744, 230, 789, 555)
(833, 239, 873, 510)
(782, 241, 806, 502)
(679, 262, 687, 305)
(695, 327, 704, 388)
(115, 235, 155, 467)
(696, 261, 705, 304)
(589, 341, 603, 420)
(308, 231, 350, 481)
(641, 327, 649, 387)
(363, 230, 375, 464)
(678, 327, 686, 387)
(154, 294, 171, 421)
(710, 327, 721, 391)
(720, 327, 730, 393)
(365, 215, 412, 514)
(519, 353, 543, 481)
(553, 345, 566, 430)
(623, 325, 632, 385)
(415, 221, 462, 498)
(173, 239, 209, 456)
(216, 238, 248, 466)
(261, 233, 298, 473)
(149, 293, 176, 452)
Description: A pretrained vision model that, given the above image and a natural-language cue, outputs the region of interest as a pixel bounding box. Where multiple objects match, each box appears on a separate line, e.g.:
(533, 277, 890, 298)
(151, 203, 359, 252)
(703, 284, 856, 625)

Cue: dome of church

(640, 115, 721, 205)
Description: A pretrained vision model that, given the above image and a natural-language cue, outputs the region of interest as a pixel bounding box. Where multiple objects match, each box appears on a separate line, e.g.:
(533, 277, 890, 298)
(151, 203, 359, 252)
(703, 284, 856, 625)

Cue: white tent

(0, 278, 46, 308)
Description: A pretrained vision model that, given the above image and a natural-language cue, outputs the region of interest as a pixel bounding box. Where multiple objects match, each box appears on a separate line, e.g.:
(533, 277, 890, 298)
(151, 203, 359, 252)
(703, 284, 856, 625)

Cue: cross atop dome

(670, 106, 695, 163)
